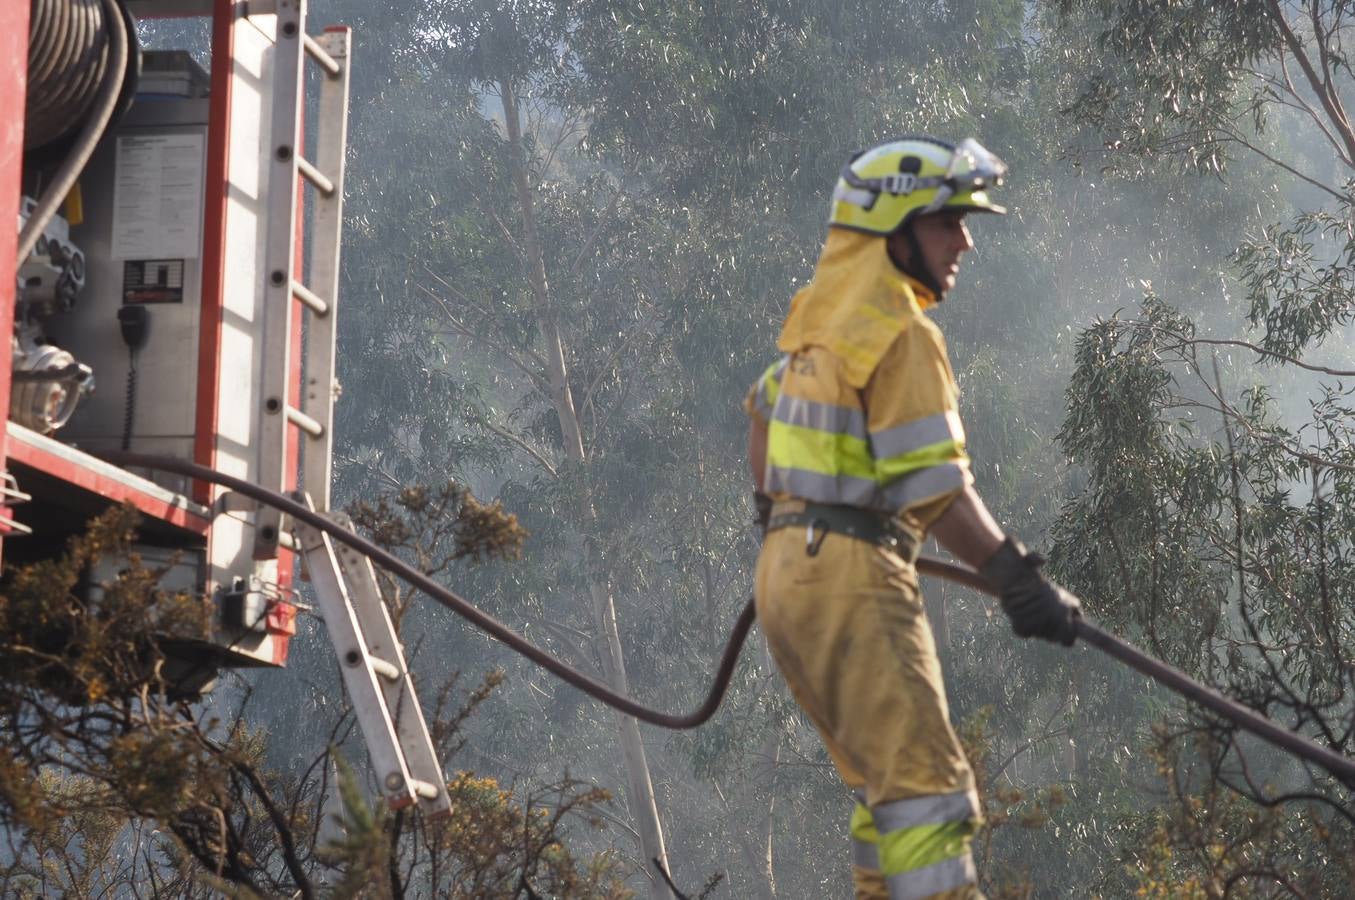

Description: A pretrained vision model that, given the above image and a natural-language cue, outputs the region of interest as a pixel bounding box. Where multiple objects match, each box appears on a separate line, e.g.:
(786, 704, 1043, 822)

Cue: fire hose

(103, 453, 1355, 787)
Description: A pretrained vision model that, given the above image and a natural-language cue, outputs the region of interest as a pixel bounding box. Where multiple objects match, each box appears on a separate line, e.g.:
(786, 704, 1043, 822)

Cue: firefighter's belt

(767, 501, 919, 561)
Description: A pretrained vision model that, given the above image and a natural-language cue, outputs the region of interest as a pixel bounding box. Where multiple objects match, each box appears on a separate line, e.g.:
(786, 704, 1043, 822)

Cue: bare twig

(479, 418, 560, 477)
(1222, 869, 1308, 899)
(1153, 328, 1355, 377)
(1274, 55, 1352, 165)
(1217, 127, 1348, 200)
(567, 186, 627, 279)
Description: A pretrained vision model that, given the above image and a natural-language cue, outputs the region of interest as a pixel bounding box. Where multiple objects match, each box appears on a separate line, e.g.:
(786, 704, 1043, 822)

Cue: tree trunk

(741, 637, 781, 899)
(926, 570, 951, 651)
(499, 76, 673, 900)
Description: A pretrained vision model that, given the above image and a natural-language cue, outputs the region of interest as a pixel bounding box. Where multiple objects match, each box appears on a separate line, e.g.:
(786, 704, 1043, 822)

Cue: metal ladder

(251, 4, 450, 816)
(293, 495, 452, 816)
(256, 0, 348, 557)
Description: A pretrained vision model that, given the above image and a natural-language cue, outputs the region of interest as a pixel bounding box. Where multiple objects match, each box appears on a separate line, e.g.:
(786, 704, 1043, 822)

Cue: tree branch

(580, 322, 652, 418)
(1216, 127, 1347, 200)
(568, 186, 627, 280)
(479, 418, 560, 478)
(225, 757, 314, 900)
(1273, 56, 1352, 166)
(1222, 869, 1308, 900)
(1268, 0, 1355, 165)
(1155, 329, 1355, 376)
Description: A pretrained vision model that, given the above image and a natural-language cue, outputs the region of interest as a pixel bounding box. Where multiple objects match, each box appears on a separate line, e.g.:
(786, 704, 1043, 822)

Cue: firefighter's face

(892, 211, 975, 293)
(914, 210, 974, 292)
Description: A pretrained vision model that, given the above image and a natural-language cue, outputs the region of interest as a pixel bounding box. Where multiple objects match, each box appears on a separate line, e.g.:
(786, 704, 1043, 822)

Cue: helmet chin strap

(887, 222, 946, 300)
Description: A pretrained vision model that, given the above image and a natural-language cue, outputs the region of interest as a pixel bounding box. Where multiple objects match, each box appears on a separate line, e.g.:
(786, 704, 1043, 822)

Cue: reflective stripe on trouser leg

(883, 840, 976, 900)
(872, 789, 979, 900)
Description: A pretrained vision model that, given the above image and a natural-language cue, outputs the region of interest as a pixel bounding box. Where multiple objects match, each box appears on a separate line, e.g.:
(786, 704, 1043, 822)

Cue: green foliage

(0, 505, 210, 705)
(1054, 0, 1281, 174)
(1051, 288, 1355, 888)
(429, 0, 573, 87)
(1042, 0, 1355, 891)
(1235, 186, 1355, 356)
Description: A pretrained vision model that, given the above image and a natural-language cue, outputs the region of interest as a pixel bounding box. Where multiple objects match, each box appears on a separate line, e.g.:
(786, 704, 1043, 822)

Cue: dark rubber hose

(916, 557, 1355, 788)
(99, 453, 1355, 786)
(103, 452, 756, 730)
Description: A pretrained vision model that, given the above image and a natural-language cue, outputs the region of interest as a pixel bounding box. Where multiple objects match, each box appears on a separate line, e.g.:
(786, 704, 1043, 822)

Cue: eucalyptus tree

(390, 2, 689, 893)
(1042, 0, 1355, 891)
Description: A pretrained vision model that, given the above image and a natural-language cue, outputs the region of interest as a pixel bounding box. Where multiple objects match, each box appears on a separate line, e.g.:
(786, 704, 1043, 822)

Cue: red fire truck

(4, 0, 448, 814)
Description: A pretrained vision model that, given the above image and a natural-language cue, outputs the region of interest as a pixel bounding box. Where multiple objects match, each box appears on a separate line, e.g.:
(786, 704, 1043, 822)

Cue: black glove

(979, 537, 1082, 646)
(753, 492, 773, 535)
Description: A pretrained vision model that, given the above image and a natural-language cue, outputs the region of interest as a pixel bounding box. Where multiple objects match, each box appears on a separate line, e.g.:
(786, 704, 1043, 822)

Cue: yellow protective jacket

(745, 228, 972, 535)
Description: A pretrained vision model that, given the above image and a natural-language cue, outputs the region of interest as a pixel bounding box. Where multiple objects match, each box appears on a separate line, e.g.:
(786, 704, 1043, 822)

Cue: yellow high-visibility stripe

(775, 395, 869, 440)
(874, 438, 966, 482)
(878, 818, 976, 877)
(767, 420, 875, 481)
(855, 797, 979, 896)
(851, 802, 880, 844)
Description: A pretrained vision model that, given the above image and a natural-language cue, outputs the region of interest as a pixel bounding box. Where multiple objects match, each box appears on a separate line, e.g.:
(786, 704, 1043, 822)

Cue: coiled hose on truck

(18, 0, 135, 265)
(101, 452, 1355, 787)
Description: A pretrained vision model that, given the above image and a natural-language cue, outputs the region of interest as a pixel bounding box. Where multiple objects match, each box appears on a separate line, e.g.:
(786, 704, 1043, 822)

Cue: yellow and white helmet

(829, 136, 1008, 235)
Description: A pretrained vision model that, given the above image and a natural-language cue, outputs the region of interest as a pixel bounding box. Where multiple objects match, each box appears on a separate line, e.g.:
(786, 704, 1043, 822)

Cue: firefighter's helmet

(829, 136, 1007, 235)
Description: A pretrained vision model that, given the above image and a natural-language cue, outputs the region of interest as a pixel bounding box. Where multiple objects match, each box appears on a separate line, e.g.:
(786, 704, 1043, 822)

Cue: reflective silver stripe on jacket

(773, 394, 869, 440)
(870, 410, 964, 459)
(766, 466, 879, 507)
(877, 461, 970, 509)
(884, 852, 977, 900)
(871, 788, 980, 833)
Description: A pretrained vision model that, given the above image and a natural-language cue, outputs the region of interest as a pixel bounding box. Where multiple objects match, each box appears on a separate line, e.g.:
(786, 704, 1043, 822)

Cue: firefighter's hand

(980, 538, 1081, 646)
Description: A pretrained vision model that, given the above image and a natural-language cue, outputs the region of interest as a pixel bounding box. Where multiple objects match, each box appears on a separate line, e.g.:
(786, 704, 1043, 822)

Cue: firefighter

(745, 136, 1082, 899)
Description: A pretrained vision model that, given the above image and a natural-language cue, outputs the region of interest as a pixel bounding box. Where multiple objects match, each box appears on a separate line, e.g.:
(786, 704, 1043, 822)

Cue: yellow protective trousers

(755, 521, 983, 900)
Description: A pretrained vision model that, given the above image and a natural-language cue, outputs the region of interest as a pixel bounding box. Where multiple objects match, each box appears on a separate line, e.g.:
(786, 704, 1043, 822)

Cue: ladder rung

(297, 155, 335, 196)
(285, 405, 325, 437)
(2, 473, 31, 505)
(369, 657, 400, 681)
(0, 516, 33, 536)
(291, 279, 329, 315)
(303, 33, 342, 77)
(410, 779, 441, 800)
